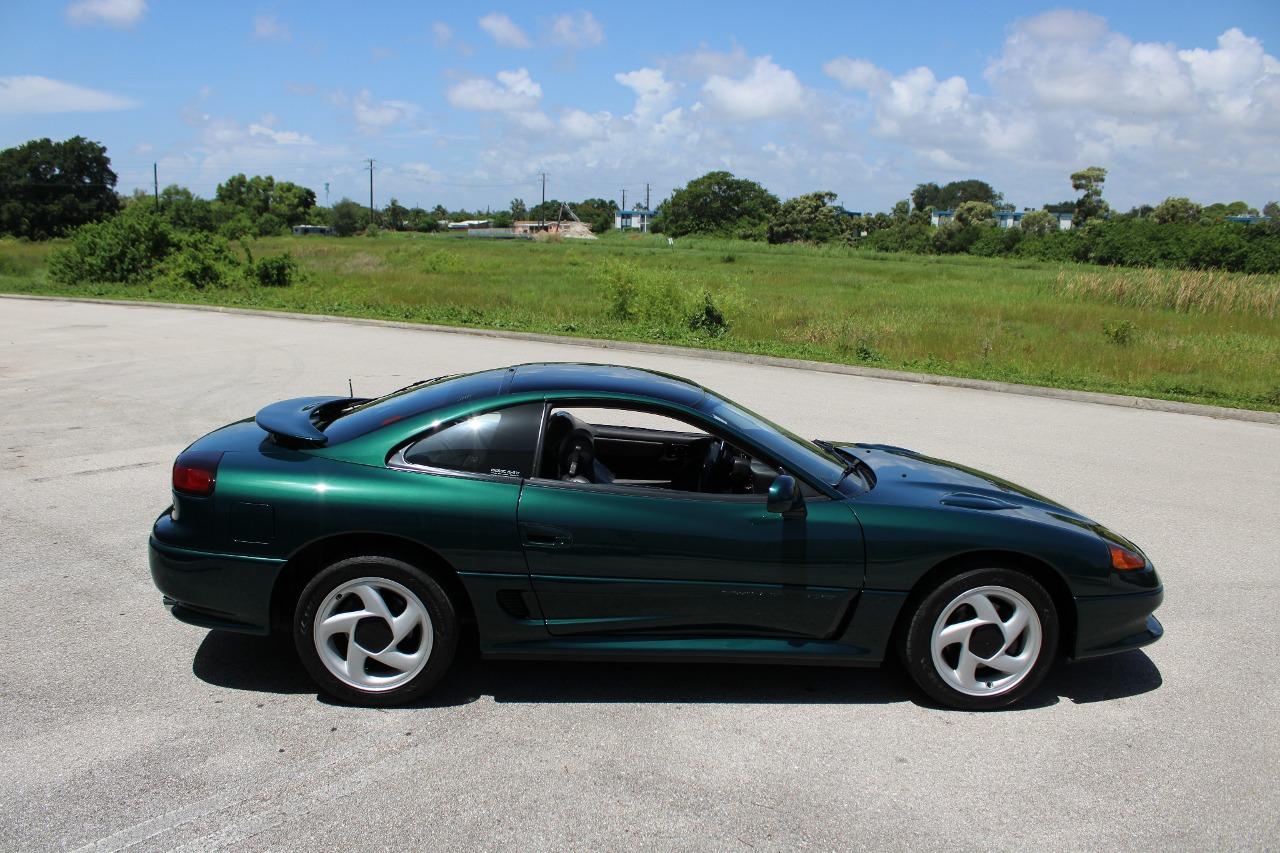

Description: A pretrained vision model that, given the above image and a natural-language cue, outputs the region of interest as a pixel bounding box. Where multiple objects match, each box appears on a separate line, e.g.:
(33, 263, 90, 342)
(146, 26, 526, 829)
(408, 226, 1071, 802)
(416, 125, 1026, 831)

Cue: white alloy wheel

(312, 577, 434, 692)
(929, 584, 1043, 698)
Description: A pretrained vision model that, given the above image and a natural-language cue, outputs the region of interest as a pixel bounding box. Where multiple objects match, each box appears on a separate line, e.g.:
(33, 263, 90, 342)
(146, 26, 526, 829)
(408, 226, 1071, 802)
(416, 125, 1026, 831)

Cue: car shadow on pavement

(192, 630, 1162, 710)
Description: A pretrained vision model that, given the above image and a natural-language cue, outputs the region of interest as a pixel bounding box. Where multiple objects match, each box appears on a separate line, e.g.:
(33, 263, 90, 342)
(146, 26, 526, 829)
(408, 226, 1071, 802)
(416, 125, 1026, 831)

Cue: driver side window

(539, 404, 782, 498)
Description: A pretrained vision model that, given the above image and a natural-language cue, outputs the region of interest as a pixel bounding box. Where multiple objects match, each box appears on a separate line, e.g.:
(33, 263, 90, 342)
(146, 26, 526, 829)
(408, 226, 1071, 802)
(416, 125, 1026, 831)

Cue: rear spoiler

(255, 396, 364, 447)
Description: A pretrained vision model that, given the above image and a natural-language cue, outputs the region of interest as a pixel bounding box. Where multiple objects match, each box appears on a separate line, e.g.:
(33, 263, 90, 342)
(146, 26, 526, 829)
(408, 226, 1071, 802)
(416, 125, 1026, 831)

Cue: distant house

(614, 209, 653, 232)
(291, 224, 333, 236)
(1225, 215, 1271, 224)
(994, 211, 1023, 229)
(930, 209, 1074, 230)
(442, 219, 490, 230)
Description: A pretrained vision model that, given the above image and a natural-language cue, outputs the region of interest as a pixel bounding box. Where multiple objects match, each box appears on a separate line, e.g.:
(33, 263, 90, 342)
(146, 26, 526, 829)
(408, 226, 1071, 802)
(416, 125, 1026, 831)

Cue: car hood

(831, 442, 1114, 536)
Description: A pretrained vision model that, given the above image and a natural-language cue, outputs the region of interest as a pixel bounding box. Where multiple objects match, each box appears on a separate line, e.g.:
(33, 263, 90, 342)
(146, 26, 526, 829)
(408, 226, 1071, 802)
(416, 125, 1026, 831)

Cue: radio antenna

(348, 378, 354, 398)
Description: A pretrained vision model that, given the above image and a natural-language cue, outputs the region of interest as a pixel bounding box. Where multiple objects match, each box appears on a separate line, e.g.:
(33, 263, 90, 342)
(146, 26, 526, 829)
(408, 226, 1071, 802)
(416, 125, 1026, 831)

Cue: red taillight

(173, 450, 223, 497)
(1109, 543, 1146, 571)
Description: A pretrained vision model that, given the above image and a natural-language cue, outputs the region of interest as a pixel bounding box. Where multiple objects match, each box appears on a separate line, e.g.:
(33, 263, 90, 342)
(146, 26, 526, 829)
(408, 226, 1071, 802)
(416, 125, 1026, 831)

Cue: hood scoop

(939, 492, 1019, 511)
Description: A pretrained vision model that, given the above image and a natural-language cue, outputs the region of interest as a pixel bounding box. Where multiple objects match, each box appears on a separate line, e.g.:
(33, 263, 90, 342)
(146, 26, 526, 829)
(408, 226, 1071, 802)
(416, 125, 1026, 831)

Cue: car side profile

(150, 363, 1163, 710)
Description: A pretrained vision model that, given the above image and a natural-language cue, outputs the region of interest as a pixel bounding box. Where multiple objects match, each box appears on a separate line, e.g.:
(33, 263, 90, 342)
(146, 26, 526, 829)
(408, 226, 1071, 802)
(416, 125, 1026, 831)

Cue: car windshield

(700, 393, 851, 488)
(321, 369, 507, 444)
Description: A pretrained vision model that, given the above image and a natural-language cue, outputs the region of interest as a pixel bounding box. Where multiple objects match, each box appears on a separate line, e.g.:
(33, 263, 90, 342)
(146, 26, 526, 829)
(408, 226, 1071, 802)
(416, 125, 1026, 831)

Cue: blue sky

(2, 1, 1278, 212)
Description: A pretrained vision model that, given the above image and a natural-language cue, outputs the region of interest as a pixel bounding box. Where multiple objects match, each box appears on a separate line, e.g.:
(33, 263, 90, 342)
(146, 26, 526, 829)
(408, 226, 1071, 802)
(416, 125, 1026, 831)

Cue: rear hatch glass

(320, 369, 506, 444)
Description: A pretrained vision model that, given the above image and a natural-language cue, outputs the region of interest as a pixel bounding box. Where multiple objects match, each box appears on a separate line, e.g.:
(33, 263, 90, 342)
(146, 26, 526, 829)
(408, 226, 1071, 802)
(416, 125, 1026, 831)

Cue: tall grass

(3, 231, 1279, 411)
(1054, 268, 1280, 319)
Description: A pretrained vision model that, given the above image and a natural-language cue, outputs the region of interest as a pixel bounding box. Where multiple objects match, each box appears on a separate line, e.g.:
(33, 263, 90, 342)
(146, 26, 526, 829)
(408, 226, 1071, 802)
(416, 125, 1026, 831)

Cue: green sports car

(150, 363, 1163, 710)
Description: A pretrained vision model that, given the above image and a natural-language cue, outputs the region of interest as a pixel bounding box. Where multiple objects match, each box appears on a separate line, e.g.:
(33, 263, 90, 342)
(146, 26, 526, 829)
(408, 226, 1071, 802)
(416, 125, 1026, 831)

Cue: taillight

(173, 450, 223, 497)
(1108, 543, 1147, 571)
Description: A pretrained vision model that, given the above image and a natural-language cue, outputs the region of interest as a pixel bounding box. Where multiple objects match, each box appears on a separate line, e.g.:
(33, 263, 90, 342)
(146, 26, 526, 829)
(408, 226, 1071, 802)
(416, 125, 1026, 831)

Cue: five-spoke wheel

(901, 567, 1058, 710)
(295, 555, 457, 706)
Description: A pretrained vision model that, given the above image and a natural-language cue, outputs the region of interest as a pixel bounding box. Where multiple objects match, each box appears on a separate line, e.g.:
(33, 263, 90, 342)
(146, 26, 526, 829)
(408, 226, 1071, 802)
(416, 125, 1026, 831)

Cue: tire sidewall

(902, 567, 1059, 711)
(294, 555, 457, 706)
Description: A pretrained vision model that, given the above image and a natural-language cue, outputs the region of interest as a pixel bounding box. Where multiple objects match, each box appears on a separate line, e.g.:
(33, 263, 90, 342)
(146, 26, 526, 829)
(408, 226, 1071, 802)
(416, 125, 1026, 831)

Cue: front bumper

(149, 535, 285, 635)
(1071, 586, 1164, 660)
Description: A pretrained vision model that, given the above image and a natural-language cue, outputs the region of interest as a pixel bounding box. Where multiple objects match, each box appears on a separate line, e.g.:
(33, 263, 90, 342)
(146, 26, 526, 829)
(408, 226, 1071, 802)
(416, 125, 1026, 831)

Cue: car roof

(507, 363, 706, 407)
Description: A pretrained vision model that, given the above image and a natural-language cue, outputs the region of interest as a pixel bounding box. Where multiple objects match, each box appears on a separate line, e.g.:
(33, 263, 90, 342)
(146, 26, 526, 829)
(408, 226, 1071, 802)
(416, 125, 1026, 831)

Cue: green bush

(599, 259, 736, 339)
(1102, 319, 1137, 346)
(48, 208, 176, 285)
(154, 232, 239, 289)
(250, 252, 299, 287)
(688, 291, 729, 337)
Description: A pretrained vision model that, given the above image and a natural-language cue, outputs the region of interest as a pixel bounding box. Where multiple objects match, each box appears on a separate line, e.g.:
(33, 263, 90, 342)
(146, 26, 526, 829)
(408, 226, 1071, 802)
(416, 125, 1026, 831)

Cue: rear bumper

(1071, 586, 1164, 660)
(149, 535, 284, 635)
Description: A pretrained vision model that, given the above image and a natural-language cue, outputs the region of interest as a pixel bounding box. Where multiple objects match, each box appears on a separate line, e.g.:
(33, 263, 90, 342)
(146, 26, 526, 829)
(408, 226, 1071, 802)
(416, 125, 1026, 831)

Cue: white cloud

(478, 12, 530, 49)
(550, 11, 603, 48)
(65, 0, 145, 28)
(823, 57, 889, 92)
(0, 75, 137, 113)
(399, 162, 445, 183)
(248, 123, 315, 145)
(615, 67, 676, 123)
(352, 89, 419, 133)
(432, 21, 453, 46)
(818, 12, 1280, 207)
(447, 68, 541, 112)
(702, 56, 807, 120)
(560, 109, 611, 140)
(252, 13, 290, 41)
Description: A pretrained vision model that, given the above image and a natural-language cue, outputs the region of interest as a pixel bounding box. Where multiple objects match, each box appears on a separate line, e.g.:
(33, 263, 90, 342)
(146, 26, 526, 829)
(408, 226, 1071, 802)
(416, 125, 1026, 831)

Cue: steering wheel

(698, 438, 727, 492)
(558, 429, 596, 483)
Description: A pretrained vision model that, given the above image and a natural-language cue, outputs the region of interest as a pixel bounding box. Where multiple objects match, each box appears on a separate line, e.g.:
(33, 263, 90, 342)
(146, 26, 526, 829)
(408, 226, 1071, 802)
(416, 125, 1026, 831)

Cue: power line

(539, 172, 547, 226)
(364, 158, 376, 220)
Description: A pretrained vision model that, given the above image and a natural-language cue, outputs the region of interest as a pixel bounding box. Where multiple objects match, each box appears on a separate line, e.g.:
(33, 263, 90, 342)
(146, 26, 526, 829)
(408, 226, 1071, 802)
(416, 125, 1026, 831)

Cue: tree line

(649, 169, 1279, 273)
(3, 136, 1278, 273)
(0, 136, 622, 241)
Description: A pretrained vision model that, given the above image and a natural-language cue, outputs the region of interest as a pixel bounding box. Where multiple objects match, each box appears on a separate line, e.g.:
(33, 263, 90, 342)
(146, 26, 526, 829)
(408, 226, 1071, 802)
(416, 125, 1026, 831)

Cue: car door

(518, 408, 864, 640)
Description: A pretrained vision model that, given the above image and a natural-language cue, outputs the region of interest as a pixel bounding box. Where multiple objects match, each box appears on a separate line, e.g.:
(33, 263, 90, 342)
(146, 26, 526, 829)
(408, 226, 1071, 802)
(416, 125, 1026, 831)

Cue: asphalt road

(1, 298, 1277, 851)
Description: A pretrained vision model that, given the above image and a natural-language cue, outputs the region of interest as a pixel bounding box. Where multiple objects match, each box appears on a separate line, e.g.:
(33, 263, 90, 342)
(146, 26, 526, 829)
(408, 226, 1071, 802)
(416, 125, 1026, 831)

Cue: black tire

(900, 567, 1059, 711)
(294, 555, 458, 706)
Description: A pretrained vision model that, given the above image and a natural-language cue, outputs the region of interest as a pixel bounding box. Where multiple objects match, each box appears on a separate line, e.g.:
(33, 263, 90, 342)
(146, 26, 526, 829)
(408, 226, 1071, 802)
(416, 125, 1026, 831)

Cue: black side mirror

(767, 474, 806, 517)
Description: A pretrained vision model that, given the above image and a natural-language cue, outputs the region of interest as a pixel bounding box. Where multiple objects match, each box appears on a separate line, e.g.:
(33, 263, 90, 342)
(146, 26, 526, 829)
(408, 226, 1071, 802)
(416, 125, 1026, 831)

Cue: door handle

(521, 523, 573, 547)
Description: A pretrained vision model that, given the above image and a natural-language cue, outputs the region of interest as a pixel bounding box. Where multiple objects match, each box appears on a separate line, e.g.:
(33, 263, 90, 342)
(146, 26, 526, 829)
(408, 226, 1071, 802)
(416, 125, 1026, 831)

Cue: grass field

(2, 231, 1278, 411)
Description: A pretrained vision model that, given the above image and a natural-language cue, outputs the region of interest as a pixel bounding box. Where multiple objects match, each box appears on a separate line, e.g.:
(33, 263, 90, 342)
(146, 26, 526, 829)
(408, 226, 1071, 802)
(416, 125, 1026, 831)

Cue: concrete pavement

(0, 298, 1276, 850)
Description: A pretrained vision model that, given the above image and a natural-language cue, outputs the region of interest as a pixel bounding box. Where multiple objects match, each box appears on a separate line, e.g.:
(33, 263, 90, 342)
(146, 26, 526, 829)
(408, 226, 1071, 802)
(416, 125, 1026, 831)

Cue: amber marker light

(1109, 543, 1147, 571)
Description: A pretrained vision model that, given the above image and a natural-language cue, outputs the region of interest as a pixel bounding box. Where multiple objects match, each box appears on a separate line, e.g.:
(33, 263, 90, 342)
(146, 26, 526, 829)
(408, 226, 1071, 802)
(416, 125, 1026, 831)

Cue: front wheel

(900, 568, 1058, 710)
(294, 555, 458, 706)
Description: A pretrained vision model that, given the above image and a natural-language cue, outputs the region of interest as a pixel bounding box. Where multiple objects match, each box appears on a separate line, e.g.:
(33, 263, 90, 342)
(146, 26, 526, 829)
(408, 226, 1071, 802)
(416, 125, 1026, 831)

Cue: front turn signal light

(1109, 543, 1146, 571)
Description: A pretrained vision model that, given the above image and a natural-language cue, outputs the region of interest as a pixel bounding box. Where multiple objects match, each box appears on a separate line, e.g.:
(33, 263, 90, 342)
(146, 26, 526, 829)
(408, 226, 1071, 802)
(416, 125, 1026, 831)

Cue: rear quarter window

(398, 403, 543, 479)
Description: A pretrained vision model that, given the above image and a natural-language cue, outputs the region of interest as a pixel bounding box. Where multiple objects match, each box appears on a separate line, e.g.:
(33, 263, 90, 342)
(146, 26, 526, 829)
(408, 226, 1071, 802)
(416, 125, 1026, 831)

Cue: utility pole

(645, 183, 650, 210)
(539, 172, 547, 226)
(364, 159, 376, 223)
(153, 163, 159, 209)
(324, 182, 330, 206)
(621, 189, 627, 212)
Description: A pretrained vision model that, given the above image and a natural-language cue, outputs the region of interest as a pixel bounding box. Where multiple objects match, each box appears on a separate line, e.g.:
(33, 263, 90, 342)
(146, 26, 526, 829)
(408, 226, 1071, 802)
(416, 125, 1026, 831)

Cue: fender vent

(496, 589, 532, 620)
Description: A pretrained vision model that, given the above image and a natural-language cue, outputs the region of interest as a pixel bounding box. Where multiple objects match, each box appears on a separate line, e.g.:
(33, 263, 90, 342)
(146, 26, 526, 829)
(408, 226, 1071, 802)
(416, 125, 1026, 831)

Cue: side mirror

(767, 474, 806, 517)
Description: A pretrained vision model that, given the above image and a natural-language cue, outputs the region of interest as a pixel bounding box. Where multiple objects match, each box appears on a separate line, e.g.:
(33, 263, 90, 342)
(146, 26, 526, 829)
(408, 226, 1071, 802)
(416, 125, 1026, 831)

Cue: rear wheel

(900, 567, 1058, 710)
(294, 555, 457, 706)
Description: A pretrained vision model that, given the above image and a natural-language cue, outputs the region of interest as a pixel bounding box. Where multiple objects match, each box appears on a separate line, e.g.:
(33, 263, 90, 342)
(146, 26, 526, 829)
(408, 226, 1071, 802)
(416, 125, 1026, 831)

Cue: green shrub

(48, 208, 176, 285)
(1102, 319, 1137, 346)
(250, 252, 299, 287)
(688, 291, 729, 336)
(599, 259, 736, 339)
(154, 232, 239, 289)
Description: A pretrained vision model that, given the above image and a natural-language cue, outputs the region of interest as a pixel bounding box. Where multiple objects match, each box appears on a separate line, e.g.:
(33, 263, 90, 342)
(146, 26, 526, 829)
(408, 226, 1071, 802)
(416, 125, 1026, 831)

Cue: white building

(614, 209, 653, 232)
(930, 209, 1074, 230)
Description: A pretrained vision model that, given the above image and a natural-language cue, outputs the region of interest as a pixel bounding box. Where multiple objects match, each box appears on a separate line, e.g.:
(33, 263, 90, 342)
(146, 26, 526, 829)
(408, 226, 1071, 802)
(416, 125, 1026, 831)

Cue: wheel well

(270, 532, 476, 634)
(891, 550, 1077, 658)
